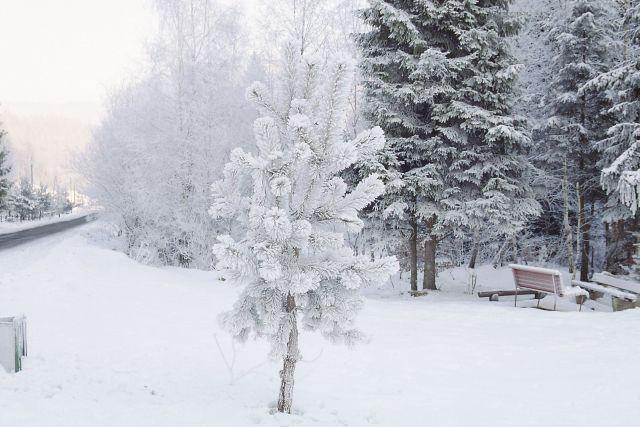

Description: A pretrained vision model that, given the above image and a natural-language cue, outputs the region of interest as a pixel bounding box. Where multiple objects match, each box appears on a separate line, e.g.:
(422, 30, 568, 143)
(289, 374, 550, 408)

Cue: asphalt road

(0, 214, 97, 251)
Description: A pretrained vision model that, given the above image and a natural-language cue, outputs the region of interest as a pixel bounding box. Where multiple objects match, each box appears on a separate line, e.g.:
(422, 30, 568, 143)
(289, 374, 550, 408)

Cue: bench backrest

(509, 264, 563, 295)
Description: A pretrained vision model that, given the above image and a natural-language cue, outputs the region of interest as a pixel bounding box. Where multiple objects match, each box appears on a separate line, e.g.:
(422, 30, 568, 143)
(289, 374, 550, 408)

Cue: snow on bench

(509, 264, 587, 311)
(571, 280, 638, 302)
(570, 272, 640, 311)
(592, 273, 640, 295)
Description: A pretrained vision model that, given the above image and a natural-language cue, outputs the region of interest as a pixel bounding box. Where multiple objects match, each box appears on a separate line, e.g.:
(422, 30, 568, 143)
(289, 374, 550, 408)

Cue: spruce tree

(359, 0, 539, 291)
(584, 0, 640, 272)
(544, 0, 615, 280)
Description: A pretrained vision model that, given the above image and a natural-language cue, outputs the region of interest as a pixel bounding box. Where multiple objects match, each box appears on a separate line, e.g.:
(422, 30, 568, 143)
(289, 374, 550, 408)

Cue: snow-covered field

(1, 223, 639, 426)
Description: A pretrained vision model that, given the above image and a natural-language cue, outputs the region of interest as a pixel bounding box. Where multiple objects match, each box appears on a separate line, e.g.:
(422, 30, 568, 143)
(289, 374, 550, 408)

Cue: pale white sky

(0, 0, 157, 120)
(0, 0, 158, 185)
(0, 0, 257, 187)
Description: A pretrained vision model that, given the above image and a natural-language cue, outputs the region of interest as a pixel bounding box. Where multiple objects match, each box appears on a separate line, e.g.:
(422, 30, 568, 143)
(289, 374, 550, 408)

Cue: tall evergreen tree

(544, 0, 615, 280)
(358, 0, 539, 291)
(584, 0, 640, 272)
(0, 126, 11, 212)
(511, 1, 577, 269)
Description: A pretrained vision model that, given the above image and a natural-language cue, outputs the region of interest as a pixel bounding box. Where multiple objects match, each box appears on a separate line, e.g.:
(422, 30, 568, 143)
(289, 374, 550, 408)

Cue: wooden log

(409, 290, 429, 297)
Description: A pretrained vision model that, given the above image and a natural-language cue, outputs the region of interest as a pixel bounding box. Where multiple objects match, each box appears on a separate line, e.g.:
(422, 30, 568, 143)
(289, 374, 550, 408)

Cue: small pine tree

(210, 44, 398, 413)
(11, 178, 37, 221)
(35, 185, 53, 219)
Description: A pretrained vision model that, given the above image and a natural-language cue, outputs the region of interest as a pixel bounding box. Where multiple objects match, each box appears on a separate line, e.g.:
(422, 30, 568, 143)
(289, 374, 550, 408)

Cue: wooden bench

(572, 272, 640, 311)
(509, 264, 588, 310)
(510, 264, 562, 310)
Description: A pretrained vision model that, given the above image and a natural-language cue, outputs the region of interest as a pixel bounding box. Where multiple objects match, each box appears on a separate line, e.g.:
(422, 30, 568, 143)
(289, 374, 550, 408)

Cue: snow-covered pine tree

(11, 178, 37, 221)
(210, 44, 398, 413)
(583, 0, 640, 272)
(358, 0, 539, 291)
(510, 1, 576, 268)
(0, 126, 12, 213)
(34, 185, 52, 219)
(544, 0, 615, 280)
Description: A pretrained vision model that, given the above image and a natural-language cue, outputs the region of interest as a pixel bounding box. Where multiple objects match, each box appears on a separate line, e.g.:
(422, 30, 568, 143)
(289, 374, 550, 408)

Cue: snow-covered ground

(1, 223, 639, 426)
(0, 209, 92, 234)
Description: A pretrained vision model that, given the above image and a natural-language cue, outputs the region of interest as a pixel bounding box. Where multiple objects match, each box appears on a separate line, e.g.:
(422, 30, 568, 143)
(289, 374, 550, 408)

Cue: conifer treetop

(211, 42, 398, 357)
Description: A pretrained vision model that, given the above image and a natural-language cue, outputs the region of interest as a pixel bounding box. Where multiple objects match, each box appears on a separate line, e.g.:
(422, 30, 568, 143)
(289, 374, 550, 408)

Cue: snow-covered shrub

(210, 43, 398, 413)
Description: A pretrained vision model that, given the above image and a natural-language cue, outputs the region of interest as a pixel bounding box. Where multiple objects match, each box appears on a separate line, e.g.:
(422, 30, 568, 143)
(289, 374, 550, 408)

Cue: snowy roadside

(0, 209, 94, 235)
(0, 223, 639, 426)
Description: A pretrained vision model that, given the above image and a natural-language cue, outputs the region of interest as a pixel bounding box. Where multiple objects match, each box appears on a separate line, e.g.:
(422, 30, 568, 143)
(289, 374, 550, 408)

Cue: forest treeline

(2, 0, 631, 285)
(0, 128, 74, 222)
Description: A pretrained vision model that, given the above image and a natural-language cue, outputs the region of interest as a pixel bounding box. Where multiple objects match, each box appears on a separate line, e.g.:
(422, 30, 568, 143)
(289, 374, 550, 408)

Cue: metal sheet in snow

(0, 315, 27, 373)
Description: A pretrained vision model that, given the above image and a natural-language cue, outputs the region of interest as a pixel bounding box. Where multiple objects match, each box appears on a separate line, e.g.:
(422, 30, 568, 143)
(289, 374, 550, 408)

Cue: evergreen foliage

(0, 126, 12, 211)
(543, 0, 615, 279)
(586, 1, 640, 216)
(210, 43, 398, 413)
(358, 0, 539, 289)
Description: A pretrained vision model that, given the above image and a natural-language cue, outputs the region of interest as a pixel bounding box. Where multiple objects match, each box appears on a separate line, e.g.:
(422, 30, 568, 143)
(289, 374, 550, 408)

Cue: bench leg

(553, 293, 557, 311)
(536, 297, 540, 309)
(514, 288, 518, 307)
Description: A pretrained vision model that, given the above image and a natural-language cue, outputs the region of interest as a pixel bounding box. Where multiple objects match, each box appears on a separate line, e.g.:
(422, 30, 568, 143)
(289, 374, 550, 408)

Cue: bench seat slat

(517, 283, 555, 293)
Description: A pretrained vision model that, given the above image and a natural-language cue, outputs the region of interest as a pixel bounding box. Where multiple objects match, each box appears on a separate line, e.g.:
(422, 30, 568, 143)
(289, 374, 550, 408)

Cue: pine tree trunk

(409, 215, 418, 292)
(606, 220, 625, 273)
(630, 217, 640, 268)
(277, 293, 298, 414)
(492, 238, 510, 268)
(468, 238, 479, 269)
(578, 78, 589, 282)
(563, 160, 575, 275)
(604, 221, 612, 271)
(423, 219, 437, 290)
(579, 197, 591, 282)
